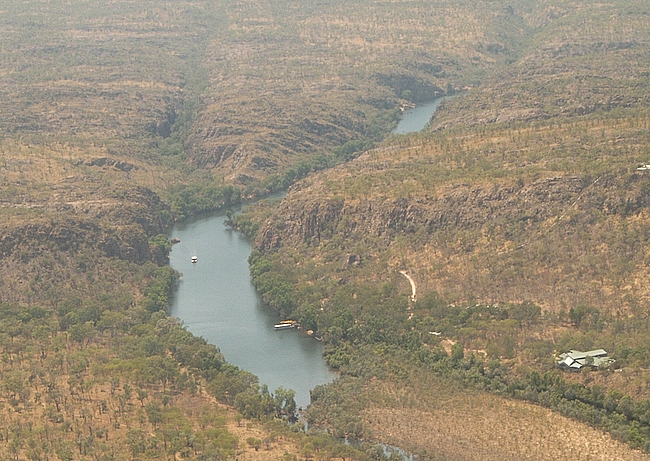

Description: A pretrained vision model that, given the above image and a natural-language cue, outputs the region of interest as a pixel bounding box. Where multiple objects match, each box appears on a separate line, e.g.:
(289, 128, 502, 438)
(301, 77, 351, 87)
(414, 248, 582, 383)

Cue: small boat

(274, 320, 299, 330)
(191, 256, 198, 263)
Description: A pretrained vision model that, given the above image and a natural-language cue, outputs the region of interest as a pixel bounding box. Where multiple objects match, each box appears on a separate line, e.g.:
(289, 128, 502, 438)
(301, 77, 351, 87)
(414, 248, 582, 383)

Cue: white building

(557, 349, 615, 370)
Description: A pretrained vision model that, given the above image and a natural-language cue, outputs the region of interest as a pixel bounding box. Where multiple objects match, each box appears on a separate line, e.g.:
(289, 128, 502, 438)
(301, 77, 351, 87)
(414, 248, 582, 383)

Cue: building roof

(557, 349, 614, 370)
(559, 349, 607, 360)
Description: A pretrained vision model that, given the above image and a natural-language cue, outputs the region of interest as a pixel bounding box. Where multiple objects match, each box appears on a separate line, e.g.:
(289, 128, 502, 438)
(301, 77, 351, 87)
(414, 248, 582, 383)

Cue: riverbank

(169, 211, 336, 410)
(392, 97, 450, 134)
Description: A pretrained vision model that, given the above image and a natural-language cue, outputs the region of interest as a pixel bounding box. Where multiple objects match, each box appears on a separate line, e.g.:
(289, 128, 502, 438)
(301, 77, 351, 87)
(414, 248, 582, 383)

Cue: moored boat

(274, 320, 300, 330)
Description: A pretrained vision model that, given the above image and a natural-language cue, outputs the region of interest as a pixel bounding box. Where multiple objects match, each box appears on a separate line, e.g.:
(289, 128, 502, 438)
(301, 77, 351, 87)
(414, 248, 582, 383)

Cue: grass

(307, 368, 650, 460)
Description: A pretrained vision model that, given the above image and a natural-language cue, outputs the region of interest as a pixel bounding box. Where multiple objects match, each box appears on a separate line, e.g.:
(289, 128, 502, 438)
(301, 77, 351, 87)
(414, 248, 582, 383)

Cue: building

(557, 349, 615, 370)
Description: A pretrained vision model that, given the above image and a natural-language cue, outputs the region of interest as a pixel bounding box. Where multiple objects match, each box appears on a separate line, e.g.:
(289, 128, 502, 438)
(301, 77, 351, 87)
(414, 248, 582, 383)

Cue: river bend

(169, 97, 446, 409)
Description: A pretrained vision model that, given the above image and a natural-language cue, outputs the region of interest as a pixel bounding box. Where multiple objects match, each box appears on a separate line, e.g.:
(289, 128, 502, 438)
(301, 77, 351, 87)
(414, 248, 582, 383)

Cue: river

(393, 97, 448, 134)
(169, 99, 446, 410)
(168, 211, 335, 410)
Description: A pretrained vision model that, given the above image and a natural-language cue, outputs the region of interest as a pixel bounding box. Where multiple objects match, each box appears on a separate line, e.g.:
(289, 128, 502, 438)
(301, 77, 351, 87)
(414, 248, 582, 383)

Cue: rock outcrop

(257, 174, 650, 252)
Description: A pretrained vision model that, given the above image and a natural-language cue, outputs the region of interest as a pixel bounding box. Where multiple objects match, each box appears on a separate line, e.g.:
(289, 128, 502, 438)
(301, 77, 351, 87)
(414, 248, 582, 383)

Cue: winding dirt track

(399, 270, 417, 302)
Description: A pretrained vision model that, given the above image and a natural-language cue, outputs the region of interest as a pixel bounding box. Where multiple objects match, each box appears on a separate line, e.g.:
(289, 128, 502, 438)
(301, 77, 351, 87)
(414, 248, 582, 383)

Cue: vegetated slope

(251, 0, 650, 349)
(0, 0, 211, 153)
(238, 0, 650, 458)
(0, 0, 220, 303)
(430, 0, 650, 130)
(0, 0, 226, 227)
(0, 2, 320, 460)
(186, 0, 530, 188)
(256, 119, 650, 316)
(0, 1, 401, 459)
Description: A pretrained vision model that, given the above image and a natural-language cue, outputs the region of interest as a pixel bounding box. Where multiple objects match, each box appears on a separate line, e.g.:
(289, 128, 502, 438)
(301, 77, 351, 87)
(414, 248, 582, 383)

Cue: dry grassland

(362, 380, 650, 461)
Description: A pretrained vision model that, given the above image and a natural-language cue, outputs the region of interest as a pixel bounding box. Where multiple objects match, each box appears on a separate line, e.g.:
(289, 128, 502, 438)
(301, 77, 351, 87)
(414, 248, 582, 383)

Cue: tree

(137, 388, 148, 407)
(143, 355, 179, 390)
(99, 311, 127, 337)
(127, 428, 146, 456)
(274, 387, 297, 420)
(451, 342, 465, 362)
(246, 437, 262, 451)
(70, 322, 97, 348)
(145, 402, 163, 429)
(234, 390, 264, 419)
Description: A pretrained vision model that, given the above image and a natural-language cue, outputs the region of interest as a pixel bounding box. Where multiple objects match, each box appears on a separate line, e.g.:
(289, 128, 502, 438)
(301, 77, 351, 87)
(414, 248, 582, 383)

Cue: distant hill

(186, 0, 530, 187)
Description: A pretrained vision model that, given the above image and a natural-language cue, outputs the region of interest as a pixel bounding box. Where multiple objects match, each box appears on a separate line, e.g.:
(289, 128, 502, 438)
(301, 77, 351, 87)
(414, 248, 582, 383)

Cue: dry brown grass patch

(362, 380, 650, 461)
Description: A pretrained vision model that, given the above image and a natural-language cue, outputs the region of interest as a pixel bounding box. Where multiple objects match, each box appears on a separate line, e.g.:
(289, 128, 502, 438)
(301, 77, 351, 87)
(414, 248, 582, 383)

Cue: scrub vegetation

(0, 0, 381, 459)
(1, 0, 650, 459)
(233, 0, 650, 459)
(186, 0, 528, 190)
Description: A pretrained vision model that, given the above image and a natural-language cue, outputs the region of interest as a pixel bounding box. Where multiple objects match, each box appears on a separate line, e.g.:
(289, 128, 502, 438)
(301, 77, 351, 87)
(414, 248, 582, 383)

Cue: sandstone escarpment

(0, 184, 173, 305)
(257, 173, 650, 252)
(254, 168, 650, 313)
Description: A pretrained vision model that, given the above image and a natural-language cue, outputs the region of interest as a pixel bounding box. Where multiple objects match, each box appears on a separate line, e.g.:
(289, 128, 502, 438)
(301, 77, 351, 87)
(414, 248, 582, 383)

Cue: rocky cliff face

(186, 105, 368, 184)
(4, 184, 170, 255)
(254, 168, 650, 313)
(257, 173, 649, 252)
(0, 184, 173, 304)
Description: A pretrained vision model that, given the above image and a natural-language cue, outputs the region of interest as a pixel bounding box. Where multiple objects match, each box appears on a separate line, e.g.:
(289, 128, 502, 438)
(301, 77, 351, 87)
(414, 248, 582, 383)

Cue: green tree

(145, 402, 163, 429)
(246, 437, 262, 451)
(274, 387, 297, 419)
(451, 343, 464, 362)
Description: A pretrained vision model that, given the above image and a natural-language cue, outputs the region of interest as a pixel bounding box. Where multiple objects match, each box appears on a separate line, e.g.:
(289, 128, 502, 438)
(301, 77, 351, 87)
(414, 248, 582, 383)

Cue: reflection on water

(169, 212, 336, 409)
